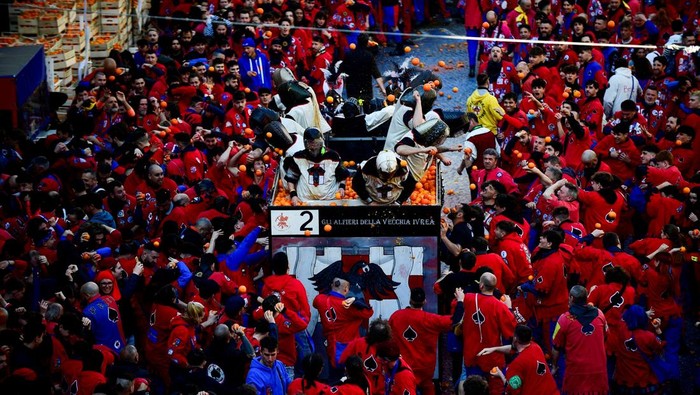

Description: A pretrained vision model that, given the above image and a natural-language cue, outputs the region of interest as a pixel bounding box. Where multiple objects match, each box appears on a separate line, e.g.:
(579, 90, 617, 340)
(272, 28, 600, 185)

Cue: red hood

(265, 274, 291, 291)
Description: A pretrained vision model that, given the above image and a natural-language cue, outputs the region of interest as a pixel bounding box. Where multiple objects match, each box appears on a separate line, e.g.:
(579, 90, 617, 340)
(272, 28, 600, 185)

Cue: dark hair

(271, 251, 289, 275)
(301, 354, 324, 389)
(605, 266, 630, 287)
(541, 229, 563, 249)
(476, 73, 489, 86)
(514, 324, 532, 343)
(462, 375, 489, 395)
(458, 250, 477, 270)
(602, 232, 621, 249)
(366, 319, 391, 346)
(260, 336, 278, 352)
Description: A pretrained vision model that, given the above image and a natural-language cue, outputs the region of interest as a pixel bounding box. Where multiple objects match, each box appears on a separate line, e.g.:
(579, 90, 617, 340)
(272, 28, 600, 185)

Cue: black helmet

(263, 121, 294, 152)
(413, 118, 449, 147)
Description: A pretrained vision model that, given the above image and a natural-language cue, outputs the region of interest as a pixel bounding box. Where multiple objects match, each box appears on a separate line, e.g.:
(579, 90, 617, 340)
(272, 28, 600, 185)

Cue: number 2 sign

(270, 209, 319, 236)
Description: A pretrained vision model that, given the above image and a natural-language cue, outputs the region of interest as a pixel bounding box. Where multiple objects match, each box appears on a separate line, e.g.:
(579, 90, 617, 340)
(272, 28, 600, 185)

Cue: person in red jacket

(576, 171, 626, 234)
(479, 325, 559, 395)
(611, 305, 666, 393)
(262, 251, 311, 323)
(579, 80, 605, 141)
(456, 273, 517, 395)
(588, 267, 636, 355)
(75, 349, 107, 395)
(312, 278, 374, 373)
(339, 318, 392, 395)
(518, 231, 570, 353)
(594, 123, 642, 183)
(493, 220, 533, 286)
(174, 132, 207, 186)
(473, 238, 516, 294)
(287, 353, 329, 395)
(388, 288, 454, 395)
(375, 339, 418, 395)
(145, 285, 181, 386)
(167, 301, 218, 374)
(551, 285, 609, 395)
(257, 295, 307, 377)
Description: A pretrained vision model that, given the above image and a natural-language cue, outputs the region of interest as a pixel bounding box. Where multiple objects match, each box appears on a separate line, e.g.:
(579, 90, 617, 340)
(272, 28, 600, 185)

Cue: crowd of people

(0, 0, 699, 394)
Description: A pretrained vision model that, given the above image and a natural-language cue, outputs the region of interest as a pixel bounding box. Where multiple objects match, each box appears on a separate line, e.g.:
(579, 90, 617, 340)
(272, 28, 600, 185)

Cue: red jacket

(493, 233, 533, 284)
(167, 316, 197, 366)
(313, 292, 374, 367)
(475, 252, 515, 293)
(262, 274, 311, 323)
(529, 247, 570, 321)
(577, 189, 626, 234)
(505, 341, 560, 395)
(593, 135, 641, 182)
(339, 337, 383, 395)
(610, 328, 664, 388)
(388, 308, 452, 380)
(461, 293, 516, 372)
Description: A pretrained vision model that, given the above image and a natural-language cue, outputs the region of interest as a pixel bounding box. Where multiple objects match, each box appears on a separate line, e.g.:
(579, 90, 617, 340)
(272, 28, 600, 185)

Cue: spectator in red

(389, 288, 454, 395)
(594, 122, 641, 183)
(551, 285, 609, 395)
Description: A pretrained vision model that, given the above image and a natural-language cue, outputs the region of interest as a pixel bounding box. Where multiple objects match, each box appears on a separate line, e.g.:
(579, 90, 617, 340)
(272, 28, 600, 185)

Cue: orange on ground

(452, 87, 459, 93)
(438, 60, 446, 67)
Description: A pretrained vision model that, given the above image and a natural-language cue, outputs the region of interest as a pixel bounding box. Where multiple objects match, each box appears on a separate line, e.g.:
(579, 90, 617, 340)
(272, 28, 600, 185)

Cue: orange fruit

(680, 246, 687, 252)
(517, 153, 523, 158)
(472, 165, 478, 171)
(464, 147, 472, 155)
(447, 189, 455, 195)
(326, 96, 334, 104)
(482, 22, 490, 29)
(411, 57, 420, 66)
(452, 87, 459, 93)
(545, 136, 552, 143)
(255, 169, 263, 176)
(608, 211, 617, 219)
(528, 109, 535, 114)
(562, 91, 570, 99)
(423, 83, 433, 91)
(470, 183, 476, 190)
(434, 80, 441, 87)
(160, 101, 168, 108)
(350, 43, 356, 50)
(208, 66, 215, 72)
(153, 241, 160, 247)
(108, 75, 115, 82)
(683, 187, 691, 194)
(171, 118, 179, 124)
(676, 139, 682, 146)
(527, 162, 535, 169)
(263, 154, 270, 162)
(335, 191, 342, 199)
(607, 20, 615, 28)
(239, 165, 247, 172)
(439, 91, 444, 96)
(324, 224, 332, 232)
(447, 95, 452, 99)
(245, 87, 251, 93)
(400, 160, 407, 167)
(595, 222, 602, 229)
(266, 132, 273, 138)
(404, 46, 411, 53)
(517, 72, 525, 79)
(500, 295, 507, 302)
(348, 160, 355, 167)
(528, 275, 534, 281)
(694, 229, 700, 236)
(304, 230, 311, 236)
(387, 94, 396, 102)
(443, 207, 450, 214)
(256, 7, 264, 14)
(573, 90, 581, 98)
(415, 182, 423, 189)
(245, 127, 254, 136)
(513, 150, 520, 155)
(652, 318, 661, 326)
(438, 60, 446, 67)
(82, 252, 90, 260)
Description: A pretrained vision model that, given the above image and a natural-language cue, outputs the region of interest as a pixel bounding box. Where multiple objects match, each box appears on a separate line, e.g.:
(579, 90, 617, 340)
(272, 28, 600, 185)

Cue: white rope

(9, 3, 699, 53)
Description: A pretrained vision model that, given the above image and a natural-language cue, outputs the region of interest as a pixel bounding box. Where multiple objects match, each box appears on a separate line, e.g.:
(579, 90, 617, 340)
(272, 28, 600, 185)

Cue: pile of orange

(407, 163, 438, 205)
(272, 164, 439, 206)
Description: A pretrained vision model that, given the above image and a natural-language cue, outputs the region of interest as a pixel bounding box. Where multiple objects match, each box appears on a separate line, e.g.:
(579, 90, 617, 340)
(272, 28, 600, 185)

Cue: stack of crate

(100, 0, 127, 35)
(38, 10, 68, 36)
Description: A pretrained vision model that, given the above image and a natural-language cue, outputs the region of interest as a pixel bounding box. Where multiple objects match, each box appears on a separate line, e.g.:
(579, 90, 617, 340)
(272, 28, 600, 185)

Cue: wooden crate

(91, 34, 115, 52)
(38, 15, 67, 35)
(18, 11, 38, 35)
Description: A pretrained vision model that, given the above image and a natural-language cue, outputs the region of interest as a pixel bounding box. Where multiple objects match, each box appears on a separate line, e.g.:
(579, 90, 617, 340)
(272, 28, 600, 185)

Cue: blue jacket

(245, 357, 290, 395)
(83, 296, 125, 354)
(239, 50, 272, 92)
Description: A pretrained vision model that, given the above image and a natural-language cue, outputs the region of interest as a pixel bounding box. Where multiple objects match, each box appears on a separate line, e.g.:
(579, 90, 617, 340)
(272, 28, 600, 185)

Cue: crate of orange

(91, 34, 116, 52)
